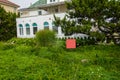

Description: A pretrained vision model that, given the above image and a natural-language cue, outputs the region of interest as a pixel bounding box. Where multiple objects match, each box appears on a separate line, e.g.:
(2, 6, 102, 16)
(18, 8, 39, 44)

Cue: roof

(29, 0, 47, 8)
(19, 1, 65, 11)
(35, 1, 65, 9)
(0, 0, 19, 7)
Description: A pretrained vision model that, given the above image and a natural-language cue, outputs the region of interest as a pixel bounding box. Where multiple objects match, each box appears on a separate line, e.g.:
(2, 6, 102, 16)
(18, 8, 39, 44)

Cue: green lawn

(0, 40, 120, 80)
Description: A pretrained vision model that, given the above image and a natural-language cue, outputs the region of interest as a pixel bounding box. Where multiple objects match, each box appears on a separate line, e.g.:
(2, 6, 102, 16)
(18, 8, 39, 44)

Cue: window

(32, 23, 37, 34)
(25, 23, 30, 35)
(50, 0, 55, 2)
(44, 22, 49, 30)
(52, 7, 59, 13)
(14, 8, 17, 12)
(19, 24, 23, 35)
(55, 8, 58, 13)
(52, 22, 58, 33)
(38, 11, 42, 15)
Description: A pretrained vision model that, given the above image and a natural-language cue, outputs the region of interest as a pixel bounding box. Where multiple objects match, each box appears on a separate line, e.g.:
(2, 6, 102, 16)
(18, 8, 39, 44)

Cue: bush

(14, 45, 32, 55)
(7, 38, 35, 46)
(35, 30, 56, 47)
(48, 40, 65, 53)
(0, 42, 5, 50)
(0, 41, 15, 50)
(0, 7, 17, 41)
(90, 32, 105, 43)
(76, 37, 96, 46)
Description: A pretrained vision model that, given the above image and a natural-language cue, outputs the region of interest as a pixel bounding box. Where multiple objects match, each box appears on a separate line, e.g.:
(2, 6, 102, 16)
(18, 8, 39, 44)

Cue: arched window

(44, 22, 49, 30)
(25, 23, 30, 35)
(52, 22, 58, 33)
(32, 23, 37, 34)
(19, 24, 23, 35)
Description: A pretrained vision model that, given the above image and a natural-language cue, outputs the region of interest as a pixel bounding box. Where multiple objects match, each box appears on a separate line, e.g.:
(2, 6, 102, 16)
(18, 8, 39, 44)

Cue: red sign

(66, 39, 76, 49)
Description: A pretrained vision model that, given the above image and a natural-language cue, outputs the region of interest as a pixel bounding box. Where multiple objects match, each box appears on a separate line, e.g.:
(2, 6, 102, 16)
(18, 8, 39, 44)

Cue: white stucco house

(16, 0, 69, 38)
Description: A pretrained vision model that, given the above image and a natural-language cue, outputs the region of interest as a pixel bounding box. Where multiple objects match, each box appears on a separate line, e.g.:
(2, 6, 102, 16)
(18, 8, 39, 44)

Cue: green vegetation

(0, 38, 119, 80)
(0, 6, 18, 41)
(35, 30, 56, 47)
(54, 0, 120, 44)
(0, 0, 120, 79)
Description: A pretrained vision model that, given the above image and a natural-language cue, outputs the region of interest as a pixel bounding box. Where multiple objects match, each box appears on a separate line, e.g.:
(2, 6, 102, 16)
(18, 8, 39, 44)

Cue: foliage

(90, 32, 106, 42)
(0, 6, 18, 41)
(35, 30, 56, 47)
(76, 37, 96, 46)
(0, 40, 120, 80)
(0, 42, 5, 50)
(58, 37, 96, 47)
(7, 38, 36, 46)
(54, 0, 120, 44)
(0, 41, 15, 50)
(48, 40, 65, 53)
(54, 15, 91, 35)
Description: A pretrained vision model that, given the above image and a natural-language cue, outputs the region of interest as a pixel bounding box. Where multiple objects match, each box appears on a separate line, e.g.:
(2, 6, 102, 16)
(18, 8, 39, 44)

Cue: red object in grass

(66, 39, 76, 49)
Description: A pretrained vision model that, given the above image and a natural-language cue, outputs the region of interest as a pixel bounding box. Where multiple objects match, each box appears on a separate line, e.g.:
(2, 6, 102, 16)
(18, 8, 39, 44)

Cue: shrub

(0, 41, 15, 50)
(0, 42, 4, 50)
(14, 45, 32, 55)
(0, 7, 17, 41)
(90, 32, 105, 43)
(7, 38, 35, 46)
(35, 30, 56, 47)
(76, 37, 96, 46)
(48, 40, 65, 53)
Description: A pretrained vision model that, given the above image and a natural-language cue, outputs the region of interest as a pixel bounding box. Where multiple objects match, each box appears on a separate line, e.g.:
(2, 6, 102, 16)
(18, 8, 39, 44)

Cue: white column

(30, 26, 33, 37)
(16, 25, 20, 38)
(23, 26, 26, 38)
(49, 20, 53, 30)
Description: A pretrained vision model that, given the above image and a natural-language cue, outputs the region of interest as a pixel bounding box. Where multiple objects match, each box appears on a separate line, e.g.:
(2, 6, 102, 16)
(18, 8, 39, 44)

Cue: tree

(0, 6, 17, 41)
(54, 0, 120, 44)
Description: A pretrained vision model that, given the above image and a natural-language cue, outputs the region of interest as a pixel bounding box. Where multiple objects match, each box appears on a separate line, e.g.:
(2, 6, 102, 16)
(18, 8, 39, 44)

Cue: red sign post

(66, 39, 76, 49)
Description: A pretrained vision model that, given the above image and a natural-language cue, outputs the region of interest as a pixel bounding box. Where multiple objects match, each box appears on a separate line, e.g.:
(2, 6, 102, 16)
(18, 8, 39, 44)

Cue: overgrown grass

(0, 39, 120, 80)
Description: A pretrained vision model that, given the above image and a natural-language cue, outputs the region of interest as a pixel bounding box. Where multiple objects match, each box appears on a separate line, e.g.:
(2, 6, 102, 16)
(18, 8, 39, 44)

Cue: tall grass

(0, 39, 119, 80)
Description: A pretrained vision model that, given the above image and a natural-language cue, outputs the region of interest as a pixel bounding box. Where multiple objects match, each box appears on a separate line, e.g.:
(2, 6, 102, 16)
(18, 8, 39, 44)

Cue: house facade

(0, 0, 19, 13)
(16, 0, 68, 38)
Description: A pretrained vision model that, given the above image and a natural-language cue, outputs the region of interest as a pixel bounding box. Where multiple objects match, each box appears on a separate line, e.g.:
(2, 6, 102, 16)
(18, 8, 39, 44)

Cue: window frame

(32, 23, 38, 35)
(25, 23, 30, 35)
(38, 11, 42, 15)
(19, 24, 24, 35)
(44, 22, 49, 30)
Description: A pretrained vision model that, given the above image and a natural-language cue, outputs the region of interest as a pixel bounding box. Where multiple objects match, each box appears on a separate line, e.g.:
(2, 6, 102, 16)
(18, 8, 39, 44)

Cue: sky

(10, 0, 38, 8)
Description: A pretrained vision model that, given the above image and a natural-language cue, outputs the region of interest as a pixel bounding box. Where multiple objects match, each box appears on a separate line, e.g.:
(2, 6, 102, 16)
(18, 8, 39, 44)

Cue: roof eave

(37, 2, 65, 8)
(0, 2, 19, 8)
(18, 7, 39, 12)
(19, 2, 65, 11)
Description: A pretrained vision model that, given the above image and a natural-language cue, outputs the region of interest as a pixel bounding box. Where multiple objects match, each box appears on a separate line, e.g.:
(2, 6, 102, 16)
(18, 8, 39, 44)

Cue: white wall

(20, 10, 48, 17)
(29, 10, 48, 16)
(16, 13, 66, 38)
(20, 11, 29, 17)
